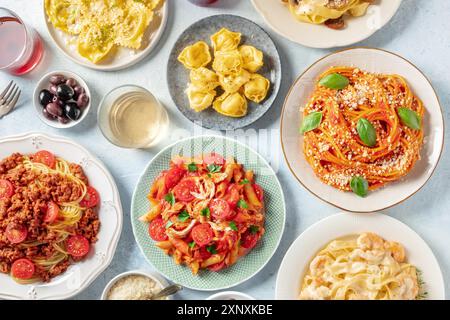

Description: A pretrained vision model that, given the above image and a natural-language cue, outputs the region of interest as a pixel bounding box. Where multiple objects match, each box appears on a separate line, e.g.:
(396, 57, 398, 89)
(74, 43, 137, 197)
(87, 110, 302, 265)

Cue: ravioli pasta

(177, 27, 271, 117)
(299, 233, 421, 300)
(45, 0, 162, 63)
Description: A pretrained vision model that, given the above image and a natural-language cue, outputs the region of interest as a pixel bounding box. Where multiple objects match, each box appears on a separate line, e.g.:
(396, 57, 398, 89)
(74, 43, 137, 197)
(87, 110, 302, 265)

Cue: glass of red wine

(188, 0, 219, 6)
(0, 7, 43, 75)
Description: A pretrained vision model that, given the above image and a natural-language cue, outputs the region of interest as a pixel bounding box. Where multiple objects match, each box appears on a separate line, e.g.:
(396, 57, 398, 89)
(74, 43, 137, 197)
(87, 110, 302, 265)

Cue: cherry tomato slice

(253, 183, 264, 202)
(67, 235, 90, 258)
(33, 150, 56, 169)
(0, 179, 14, 200)
(209, 198, 234, 221)
(80, 186, 100, 208)
(173, 178, 198, 202)
(6, 223, 27, 244)
(208, 260, 226, 272)
(43, 201, 59, 223)
(165, 167, 186, 189)
(241, 230, 259, 249)
(191, 223, 214, 247)
(149, 217, 169, 241)
(11, 258, 35, 280)
(203, 152, 225, 165)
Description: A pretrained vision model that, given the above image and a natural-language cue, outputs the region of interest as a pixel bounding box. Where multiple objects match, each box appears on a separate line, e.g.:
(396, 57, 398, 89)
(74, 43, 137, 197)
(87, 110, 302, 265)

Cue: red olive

(49, 74, 66, 85)
(77, 93, 89, 109)
(46, 102, 63, 117)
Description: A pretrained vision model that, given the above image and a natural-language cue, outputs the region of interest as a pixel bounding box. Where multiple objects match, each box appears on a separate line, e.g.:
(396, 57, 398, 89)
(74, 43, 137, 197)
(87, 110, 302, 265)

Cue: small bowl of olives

(33, 70, 91, 129)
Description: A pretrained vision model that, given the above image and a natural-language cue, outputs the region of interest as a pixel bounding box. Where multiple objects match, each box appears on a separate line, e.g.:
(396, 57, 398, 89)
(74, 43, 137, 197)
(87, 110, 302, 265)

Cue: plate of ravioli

(43, 0, 168, 70)
(167, 15, 281, 130)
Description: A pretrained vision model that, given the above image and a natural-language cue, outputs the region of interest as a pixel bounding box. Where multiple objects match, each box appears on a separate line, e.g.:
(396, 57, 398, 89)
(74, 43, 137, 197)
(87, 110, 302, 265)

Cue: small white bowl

(33, 70, 91, 129)
(101, 270, 171, 300)
(206, 291, 256, 300)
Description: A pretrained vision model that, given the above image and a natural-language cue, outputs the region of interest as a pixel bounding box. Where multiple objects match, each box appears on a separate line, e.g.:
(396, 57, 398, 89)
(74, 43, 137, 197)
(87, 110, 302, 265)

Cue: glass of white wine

(98, 85, 169, 148)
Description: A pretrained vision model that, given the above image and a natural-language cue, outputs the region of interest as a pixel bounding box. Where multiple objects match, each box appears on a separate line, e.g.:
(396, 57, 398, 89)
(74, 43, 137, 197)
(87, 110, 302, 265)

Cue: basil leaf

(206, 245, 217, 254)
(237, 199, 248, 209)
(319, 73, 349, 90)
(239, 178, 250, 185)
(165, 220, 173, 229)
(207, 164, 222, 173)
(350, 176, 369, 197)
(397, 108, 421, 130)
(229, 221, 238, 231)
(249, 225, 259, 234)
(300, 112, 322, 133)
(164, 193, 175, 206)
(357, 118, 377, 147)
(178, 210, 190, 222)
(188, 241, 196, 249)
(201, 207, 210, 218)
(187, 163, 197, 172)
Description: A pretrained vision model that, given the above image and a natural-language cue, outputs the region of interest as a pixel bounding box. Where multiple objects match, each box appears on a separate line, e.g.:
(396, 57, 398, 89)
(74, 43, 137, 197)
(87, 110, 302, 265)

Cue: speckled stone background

(0, 0, 449, 299)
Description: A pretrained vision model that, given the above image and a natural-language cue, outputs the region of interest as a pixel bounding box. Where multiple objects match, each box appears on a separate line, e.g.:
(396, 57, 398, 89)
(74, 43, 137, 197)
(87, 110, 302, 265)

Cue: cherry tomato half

(6, 223, 27, 244)
(11, 258, 35, 280)
(80, 186, 100, 208)
(0, 179, 14, 200)
(225, 184, 240, 208)
(33, 150, 56, 169)
(67, 235, 90, 258)
(241, 230, 259, 249)
(253, 183, 264, 202)
(43, 201, 59, 223)
(149, 217, 169, 241)
(203, 152, 225, 166)
(209, 198, 234, 221)
(173, 178, 198, 202)
(165, 167, 186, 189)
(191, 223, 214, 247)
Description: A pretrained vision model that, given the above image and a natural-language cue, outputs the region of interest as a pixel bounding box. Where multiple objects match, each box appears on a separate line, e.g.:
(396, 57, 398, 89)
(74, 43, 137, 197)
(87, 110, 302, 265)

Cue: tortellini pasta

(239, 45, 264, 73)
(186, 84, 217, 112)
(212, 50, 243, 75)
(213, 92, 248, 118)
(218, 69, 251, 93)
(178, 41, 212, 69)
(178, 27, 271, 118)
(45, 0, 161, 63)
(210, 28, 241, 52)
(190, 67, 220, 91)
(244, 74, 271, 103)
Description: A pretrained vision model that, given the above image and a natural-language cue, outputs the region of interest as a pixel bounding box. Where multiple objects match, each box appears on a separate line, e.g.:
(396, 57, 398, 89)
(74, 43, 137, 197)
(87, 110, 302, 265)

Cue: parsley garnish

(229, 221, 238, 231)
(187, 163, 197, 172)
(201, 207, 210, 218)
(164, 193, 175, 206)
(237, 199, 248, 209)
(178, 210, 190, 222)
(206, 245, 217, 254)
(207, 164, 222, 173)
(249, 225, 259, 234)
(239, 179, 250, 185)
(188, 241, 196, 249)
(165, 220, 173, 229)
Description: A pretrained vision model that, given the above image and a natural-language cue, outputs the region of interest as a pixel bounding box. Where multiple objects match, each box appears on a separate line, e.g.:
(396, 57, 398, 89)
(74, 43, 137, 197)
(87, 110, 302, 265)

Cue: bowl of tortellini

(167, 15, 281, 130)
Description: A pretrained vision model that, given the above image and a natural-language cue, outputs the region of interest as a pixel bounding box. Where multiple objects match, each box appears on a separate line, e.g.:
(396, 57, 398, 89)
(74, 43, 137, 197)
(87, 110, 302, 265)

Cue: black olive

(56, 84, 74, 101)
(64, 102, 81, 121)
(39, 89, 53, 106)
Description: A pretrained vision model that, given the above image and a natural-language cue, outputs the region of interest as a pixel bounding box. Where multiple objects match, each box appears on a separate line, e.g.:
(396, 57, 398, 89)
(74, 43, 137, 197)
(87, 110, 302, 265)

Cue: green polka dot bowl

(131, 135, 286, 291)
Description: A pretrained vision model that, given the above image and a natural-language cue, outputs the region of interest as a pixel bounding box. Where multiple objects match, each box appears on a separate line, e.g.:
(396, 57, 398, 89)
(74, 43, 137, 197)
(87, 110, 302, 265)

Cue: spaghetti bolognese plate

(0, 133, 122, 299)
(280, 48, 444, 212)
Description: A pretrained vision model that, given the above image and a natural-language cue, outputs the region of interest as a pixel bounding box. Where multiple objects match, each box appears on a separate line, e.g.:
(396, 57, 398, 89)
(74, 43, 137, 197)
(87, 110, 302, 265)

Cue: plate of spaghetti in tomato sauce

(0, 133, 122, 300)
(281, 48, 444, 212)
(131, 135, 285, 290)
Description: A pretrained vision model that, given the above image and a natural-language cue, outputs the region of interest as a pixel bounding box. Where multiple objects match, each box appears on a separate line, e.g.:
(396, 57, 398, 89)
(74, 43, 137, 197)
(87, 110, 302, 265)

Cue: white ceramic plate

(0, 133, 123, 300)
(43, 1, 168, 71)
(281, 48, 444, 212)
(276, 212, 445, 300)
(251, 0, 402, 48)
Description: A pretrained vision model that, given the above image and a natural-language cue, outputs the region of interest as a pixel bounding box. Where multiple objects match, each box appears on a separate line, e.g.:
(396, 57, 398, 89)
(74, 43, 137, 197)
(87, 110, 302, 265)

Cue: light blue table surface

(0, 0, 449, 300)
